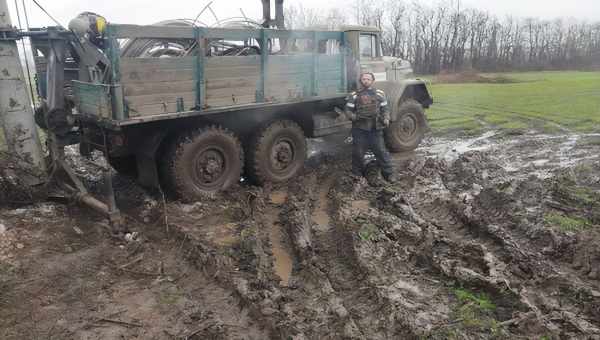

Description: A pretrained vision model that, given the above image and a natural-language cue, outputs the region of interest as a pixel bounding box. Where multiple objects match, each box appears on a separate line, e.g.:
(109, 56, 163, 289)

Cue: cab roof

(339, 25, 381, 33)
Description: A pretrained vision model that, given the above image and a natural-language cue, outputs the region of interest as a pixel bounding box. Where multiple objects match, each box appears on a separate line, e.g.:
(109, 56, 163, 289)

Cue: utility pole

(0, 0, 47, 185)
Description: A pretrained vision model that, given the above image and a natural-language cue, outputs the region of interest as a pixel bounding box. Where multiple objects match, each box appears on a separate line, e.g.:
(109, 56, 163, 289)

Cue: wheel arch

(374, 80, 432, 122)
(399, 80, 433, 110)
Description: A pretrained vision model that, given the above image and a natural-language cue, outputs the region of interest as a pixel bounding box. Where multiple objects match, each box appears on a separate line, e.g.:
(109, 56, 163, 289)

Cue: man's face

(360, 74, 374, 88)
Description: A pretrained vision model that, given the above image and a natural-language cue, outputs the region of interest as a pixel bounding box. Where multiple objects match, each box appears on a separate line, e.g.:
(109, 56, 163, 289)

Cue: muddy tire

(245, 120, 306, 185)
(384, 99, 426, 152)
(161, 125, 243, 200)
(108, 155, 138, 177)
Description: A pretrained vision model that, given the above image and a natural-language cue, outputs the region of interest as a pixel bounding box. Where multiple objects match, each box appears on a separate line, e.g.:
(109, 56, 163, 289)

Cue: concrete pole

(0, 0, 47, 185)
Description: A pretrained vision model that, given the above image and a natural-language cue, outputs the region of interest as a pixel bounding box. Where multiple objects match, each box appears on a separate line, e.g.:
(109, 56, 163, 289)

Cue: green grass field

(426, 71, 600, 136)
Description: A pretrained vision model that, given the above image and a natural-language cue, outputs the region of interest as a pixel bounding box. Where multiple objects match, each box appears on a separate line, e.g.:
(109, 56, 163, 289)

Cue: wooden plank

(205, 56, 261, 67)
(121, 68, 195, 84)
(316, 72, 344, 82)
(266, 77, 311, 85)
(205, 65, 260, 78)
(120, 57, 196, 71)
(206, 77, 259, 90)
(125, 91, 196, 106)
(110, 24, 195, 39)
(267, 89, 308, 102)
(206, 86, 257, 99)
(266, 75, 311, 87)
(206, 94, 256, 107)
(266, 65, 312, 74)
(122, 80, 195, 96)
(268, 55, 314, 66)
(317, 57, 344, 69)
(127, 102, 179, 116)
(317, 86, 343, 96)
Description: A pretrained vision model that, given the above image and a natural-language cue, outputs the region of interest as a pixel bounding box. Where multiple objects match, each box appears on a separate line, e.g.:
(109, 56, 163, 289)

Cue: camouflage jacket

(344, 87, 390, 131)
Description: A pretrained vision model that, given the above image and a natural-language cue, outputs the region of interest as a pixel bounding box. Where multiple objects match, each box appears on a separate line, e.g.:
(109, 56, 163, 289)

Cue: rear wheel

(245, 120, 307, 184)
(161, 125, 243, 200)
(384, 99, 426, 152)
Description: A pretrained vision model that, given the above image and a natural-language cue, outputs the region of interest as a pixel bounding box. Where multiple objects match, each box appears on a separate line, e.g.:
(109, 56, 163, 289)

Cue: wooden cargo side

(120, 57, 196, 116)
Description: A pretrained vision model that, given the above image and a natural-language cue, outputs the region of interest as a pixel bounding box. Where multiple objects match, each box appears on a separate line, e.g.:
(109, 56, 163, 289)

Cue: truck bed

(72, 25, 349, 126)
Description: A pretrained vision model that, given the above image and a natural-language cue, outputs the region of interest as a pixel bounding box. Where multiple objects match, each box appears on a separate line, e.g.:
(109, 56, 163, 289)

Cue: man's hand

(383, 118, 390, 127)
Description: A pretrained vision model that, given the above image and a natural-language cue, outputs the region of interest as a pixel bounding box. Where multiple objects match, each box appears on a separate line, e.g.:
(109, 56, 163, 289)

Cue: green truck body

(31, 21, 432, 199)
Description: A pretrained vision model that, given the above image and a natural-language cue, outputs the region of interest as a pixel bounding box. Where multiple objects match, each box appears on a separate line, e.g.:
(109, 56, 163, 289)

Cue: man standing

(345, 72, 395, 182)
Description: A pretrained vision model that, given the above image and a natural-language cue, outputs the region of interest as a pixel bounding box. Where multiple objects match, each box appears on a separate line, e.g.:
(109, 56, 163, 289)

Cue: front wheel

(245, 120, 307, 184)
(160, 125, 243, 200)
(384, 99, 426, 152)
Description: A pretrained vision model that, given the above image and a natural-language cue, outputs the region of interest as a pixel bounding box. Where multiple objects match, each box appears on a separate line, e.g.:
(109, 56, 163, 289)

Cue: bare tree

(287, 0, 600, 74)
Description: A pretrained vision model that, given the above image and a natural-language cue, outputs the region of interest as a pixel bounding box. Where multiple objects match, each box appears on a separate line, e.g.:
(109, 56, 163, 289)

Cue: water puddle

(270, 191, 288, 205)
(312, 178, 335, 232)
(264, 207, 293, 287)
(558, 135, 579, 166)
(424, 130, 498, 162)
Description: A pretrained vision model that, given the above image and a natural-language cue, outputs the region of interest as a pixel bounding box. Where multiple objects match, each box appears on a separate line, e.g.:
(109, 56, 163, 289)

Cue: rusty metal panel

(72, 81, 113, 119)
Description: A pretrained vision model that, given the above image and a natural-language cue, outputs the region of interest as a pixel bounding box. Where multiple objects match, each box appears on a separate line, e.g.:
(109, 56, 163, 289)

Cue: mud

(1, 131, 600, 339)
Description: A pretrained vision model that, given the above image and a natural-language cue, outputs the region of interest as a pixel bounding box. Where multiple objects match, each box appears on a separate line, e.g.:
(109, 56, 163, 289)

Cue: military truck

(31, 12, 432, 200)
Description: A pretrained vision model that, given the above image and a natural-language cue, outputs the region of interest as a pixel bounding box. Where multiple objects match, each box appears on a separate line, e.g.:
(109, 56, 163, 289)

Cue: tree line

(285, 0, 600, 74)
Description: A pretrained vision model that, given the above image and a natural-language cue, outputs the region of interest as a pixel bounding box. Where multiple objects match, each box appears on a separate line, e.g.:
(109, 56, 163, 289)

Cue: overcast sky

(6, 0, 600, 29)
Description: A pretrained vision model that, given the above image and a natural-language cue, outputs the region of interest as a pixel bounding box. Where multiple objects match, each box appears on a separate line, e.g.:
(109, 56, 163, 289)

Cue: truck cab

(342, 26, 415, 84)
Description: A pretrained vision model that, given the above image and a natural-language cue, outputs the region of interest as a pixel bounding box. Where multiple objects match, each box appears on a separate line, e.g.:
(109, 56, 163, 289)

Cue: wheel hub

(399, 115, 417, 136)
(196, 149, 225, 183)
(271, 141, 294, 171)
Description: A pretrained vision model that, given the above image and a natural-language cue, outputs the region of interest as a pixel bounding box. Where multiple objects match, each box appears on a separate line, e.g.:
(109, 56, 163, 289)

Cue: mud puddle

(419, 131, 600, 180)
(267, 190, 295, 287)
(424, 130, 499, 161)
(312, 177, 335, 231)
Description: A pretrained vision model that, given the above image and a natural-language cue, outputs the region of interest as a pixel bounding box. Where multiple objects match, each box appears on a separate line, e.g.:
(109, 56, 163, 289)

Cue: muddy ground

(1, 130, 600, 339)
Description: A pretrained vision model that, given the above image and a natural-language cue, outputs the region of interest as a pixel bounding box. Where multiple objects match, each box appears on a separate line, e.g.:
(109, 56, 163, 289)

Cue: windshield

(359, 33, 377, 58)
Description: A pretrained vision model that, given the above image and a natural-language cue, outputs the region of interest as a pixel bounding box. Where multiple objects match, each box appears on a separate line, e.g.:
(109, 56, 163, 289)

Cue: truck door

(359, 32, 386, 81)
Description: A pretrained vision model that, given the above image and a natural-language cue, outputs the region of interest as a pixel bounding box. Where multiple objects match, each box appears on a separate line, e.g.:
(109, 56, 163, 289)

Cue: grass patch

(157, 286, 183, 306)
(544, 212, 591, 232)
(429, 116, 484, 136)
(454, 288, 497, 312)
(426, 71, 600, 136)
(552, 176, 600, 206)
(433, 71, 520, 84)
(432, 287, 507, 338)
(358, 223, 379, 241)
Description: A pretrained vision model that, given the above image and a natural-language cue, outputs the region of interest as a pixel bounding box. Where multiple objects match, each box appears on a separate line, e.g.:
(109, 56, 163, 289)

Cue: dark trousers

(351, 128, 393, 177)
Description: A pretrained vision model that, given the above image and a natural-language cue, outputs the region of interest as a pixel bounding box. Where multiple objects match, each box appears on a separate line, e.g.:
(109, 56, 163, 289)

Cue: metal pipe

(261, 0, 271, 28)
(0, 0, 47, 185)
(275, 0, 285, 29)
(46, 37, 65, 111)
(77, 193, 110, 215)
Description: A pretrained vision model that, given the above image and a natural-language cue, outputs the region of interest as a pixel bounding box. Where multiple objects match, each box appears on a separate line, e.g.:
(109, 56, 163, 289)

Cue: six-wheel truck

(31, 10, 432, 201)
